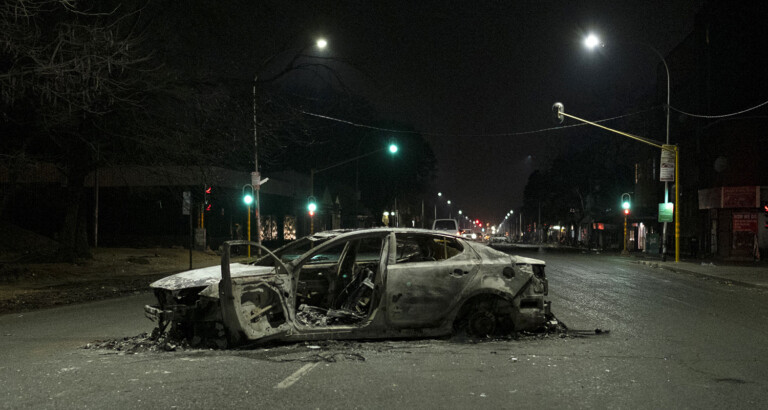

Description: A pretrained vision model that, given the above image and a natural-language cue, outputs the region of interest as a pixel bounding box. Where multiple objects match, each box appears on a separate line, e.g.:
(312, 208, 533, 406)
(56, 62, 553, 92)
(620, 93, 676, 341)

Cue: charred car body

(145, 228, 551, 347)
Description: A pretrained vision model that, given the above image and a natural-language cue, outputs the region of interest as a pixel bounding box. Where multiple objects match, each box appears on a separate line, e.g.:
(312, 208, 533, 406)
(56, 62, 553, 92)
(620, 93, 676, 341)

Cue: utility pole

(538, 202, 542, 243)
(253, 75, 262, 254)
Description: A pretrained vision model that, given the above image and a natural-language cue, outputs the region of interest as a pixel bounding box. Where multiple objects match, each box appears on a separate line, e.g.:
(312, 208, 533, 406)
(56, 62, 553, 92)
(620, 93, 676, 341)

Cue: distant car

(460, 229, 477, 240)
(490, 235, 509, 244)
(432, 218, 460, 235)
(145, 228, 551, 347)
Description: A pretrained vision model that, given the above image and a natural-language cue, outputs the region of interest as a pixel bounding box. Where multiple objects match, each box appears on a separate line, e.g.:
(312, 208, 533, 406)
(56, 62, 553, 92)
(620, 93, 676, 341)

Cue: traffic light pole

(308, 147, 392, 234)
(623, 214, 628, 255)
(553, 104, 680, 262)
(247, 205, 251, 258)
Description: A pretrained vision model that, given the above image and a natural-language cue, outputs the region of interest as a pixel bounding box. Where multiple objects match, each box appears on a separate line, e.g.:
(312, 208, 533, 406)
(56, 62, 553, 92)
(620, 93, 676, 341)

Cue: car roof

(307, 227, 463, 242)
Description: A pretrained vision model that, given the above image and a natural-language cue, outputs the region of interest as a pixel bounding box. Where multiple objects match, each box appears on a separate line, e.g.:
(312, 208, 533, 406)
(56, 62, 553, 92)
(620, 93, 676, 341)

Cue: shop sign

(722, 186, 759, 208)
(732, 212, 758, 250)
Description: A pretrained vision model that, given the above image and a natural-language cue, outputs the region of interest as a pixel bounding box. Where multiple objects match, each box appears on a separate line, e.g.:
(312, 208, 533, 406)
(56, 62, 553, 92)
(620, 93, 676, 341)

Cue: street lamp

(584, 33, 672, 260)
(253, 38, 327, 247)
(584, 33, 602, 50)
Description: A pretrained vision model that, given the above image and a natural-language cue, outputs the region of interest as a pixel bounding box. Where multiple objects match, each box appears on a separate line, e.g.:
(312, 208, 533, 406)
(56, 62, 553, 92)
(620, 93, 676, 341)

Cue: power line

(669, 99, 768, 119)
(297, 106, 660, 138)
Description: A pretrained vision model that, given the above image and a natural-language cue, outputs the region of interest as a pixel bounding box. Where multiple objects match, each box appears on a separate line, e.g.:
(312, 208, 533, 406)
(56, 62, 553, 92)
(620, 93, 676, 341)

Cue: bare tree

(1, 0, 155, 260)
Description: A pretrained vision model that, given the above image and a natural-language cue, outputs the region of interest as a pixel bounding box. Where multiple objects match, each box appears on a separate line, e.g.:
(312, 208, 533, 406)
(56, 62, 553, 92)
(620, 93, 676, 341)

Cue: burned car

(145, 228, 551, 347)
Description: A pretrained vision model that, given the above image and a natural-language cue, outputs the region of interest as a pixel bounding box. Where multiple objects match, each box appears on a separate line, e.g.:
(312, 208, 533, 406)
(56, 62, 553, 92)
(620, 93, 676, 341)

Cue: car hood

(149, 264, 278, 291)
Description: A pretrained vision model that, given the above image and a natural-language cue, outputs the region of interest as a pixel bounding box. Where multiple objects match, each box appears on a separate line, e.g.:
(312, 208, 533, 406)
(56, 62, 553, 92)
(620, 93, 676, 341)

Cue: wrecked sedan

(145, 228, 551, 347)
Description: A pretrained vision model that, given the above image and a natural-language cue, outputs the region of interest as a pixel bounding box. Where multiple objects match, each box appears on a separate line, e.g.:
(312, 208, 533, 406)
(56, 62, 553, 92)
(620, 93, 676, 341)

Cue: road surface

(1, 250, 766, 408)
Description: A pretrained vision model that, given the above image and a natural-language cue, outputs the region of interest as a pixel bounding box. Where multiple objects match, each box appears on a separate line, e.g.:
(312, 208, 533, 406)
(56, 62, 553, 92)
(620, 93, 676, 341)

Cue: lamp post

(253, 38, 328, 247)
(585, 33, 672, 261)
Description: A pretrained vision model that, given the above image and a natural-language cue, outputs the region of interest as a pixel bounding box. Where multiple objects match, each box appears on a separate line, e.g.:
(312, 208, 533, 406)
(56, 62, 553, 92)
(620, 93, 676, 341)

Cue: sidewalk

(630, 254, 768, 289)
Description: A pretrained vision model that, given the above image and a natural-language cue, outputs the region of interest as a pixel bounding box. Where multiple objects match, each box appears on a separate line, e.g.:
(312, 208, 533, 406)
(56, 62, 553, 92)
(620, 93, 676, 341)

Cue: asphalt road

(1, 250, 767, 409)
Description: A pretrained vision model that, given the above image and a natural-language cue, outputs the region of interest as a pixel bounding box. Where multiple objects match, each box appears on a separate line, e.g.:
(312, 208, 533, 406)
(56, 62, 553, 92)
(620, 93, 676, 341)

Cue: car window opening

(395, 234, 463, 263)
(295, 236, 384, 327)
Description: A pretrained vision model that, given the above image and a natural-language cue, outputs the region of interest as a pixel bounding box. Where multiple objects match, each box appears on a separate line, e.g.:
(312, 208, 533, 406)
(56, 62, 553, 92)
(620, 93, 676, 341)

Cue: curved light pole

(253, 38, 328, 245)
(584, 33, 672, 260)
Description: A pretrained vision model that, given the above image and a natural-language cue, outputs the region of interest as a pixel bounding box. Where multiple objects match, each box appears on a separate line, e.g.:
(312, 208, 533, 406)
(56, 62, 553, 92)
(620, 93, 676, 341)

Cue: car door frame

(289, 231, 391, 333)
(382, 233, 480, 329)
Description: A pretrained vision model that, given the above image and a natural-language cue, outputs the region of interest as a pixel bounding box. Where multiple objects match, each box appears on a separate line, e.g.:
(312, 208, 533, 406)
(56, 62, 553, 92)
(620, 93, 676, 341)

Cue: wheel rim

(468, 310, 496, 336)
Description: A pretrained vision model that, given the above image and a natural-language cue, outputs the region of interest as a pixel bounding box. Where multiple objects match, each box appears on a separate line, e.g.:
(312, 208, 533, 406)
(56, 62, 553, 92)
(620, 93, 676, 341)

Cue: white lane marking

(275, 362, 320, 389)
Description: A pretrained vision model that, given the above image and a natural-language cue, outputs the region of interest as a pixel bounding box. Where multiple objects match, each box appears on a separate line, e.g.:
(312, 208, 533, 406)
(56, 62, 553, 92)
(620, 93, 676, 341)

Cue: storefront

(698, 186, 766, 259)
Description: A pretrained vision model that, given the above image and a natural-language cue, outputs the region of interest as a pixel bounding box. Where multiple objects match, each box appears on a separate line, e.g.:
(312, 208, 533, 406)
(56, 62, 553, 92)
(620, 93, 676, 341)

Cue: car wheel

(467, 309, 496, 336)
(454, 296, 515, 338)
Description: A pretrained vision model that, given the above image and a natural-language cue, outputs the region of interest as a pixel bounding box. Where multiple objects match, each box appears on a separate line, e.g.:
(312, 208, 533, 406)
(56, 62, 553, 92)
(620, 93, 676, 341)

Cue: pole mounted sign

(658, 202, 674, 223)
(660, 144, 676, 182)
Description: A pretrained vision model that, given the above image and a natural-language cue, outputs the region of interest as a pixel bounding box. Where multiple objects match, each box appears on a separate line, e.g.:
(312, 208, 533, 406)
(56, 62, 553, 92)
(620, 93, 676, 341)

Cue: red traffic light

(623, 209, 630, 215)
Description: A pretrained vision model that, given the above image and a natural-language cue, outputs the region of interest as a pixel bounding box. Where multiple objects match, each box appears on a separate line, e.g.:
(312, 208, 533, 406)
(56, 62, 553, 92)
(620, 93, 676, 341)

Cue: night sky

(193, 1, 703, 223)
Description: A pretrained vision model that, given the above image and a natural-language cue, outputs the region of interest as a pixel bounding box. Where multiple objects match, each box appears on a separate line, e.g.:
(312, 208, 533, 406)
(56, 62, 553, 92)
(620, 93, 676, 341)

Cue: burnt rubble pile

(83, 330, 191, 353)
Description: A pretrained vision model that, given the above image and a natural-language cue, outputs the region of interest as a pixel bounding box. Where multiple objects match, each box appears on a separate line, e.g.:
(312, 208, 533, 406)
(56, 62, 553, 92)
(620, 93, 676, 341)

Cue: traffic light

(204, 186, 212, 211)
(242, 184, 255, 206)
(307, 197, 317, 217)
(388, 139, 398, 154)
(552, 102, 565, 124)
(762, 201, 768, 229)
(621, 193, 631, 216)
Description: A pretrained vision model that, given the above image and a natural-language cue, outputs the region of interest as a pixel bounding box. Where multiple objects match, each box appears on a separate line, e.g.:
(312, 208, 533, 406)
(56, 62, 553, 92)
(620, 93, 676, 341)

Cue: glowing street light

(316, 38, 328, 49)
(584, 33, 602, 50)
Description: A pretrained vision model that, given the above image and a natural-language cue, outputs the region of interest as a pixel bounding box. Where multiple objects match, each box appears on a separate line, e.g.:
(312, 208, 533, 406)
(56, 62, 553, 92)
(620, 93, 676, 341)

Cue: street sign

(660, 145, 675, 182)
(658, 202, 674, 222)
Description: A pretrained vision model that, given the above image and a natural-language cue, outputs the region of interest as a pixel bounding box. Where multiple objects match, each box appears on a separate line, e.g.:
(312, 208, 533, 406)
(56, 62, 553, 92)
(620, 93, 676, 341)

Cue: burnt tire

(454, 297, 515, 338)
(467, 309, 496, 336)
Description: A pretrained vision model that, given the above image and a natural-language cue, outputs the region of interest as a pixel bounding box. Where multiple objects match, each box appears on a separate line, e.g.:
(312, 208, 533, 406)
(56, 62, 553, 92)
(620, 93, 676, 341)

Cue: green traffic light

(388, 144, 398, 154)
(622, 201, 630, 210)
(308, 202, 317, 212)
(243, 194, 254, 205)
